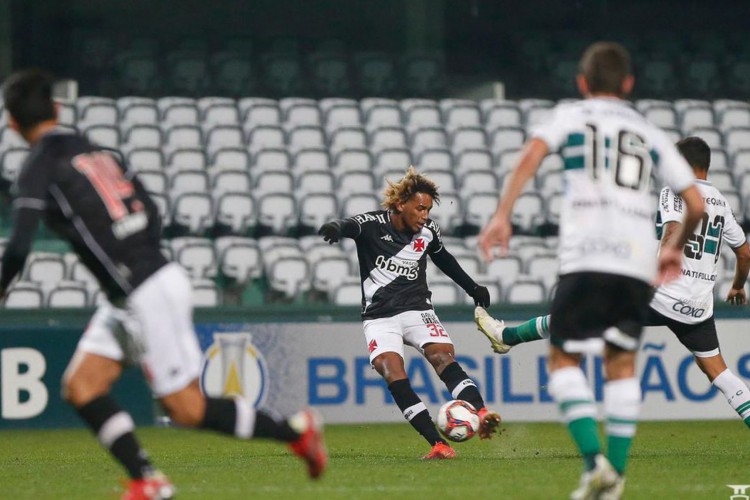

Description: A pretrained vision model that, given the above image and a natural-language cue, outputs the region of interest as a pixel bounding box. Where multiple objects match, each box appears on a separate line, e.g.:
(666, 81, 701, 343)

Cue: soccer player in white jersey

(478, 42, 704, 500)
(477, 136, 750, 433)
(318, 167, 501, 460)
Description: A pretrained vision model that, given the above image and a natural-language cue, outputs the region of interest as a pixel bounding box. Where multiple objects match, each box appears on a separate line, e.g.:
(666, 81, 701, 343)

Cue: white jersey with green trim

(531, 97, 695, 283)
(651, 180, 746, 323)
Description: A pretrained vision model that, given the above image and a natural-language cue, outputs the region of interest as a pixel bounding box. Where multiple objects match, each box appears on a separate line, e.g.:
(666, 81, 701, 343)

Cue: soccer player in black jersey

(1, 69, 326, 499)
(319, 166, 501, 459)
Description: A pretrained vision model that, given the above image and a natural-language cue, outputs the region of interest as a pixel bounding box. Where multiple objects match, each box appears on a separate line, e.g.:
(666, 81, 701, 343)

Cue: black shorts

(645, 308, 719, 356)
(549, 272, 652, 352)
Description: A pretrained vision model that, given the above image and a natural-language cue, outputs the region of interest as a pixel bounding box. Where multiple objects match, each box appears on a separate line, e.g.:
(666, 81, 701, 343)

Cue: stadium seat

(83, 124, 120, 149)
(5, 282, 45, 309)
(167, 148, 206, 171)
(199, 98, 240, 126)
(369, 127, 408, 153)
(298, 192, 337, 235)
(240, 99, 281, 127)
(329, 127, 368, 155)
(0, 147, 29, 183)
(253, 148, 291, 172)
(171, 192, 214, 235)
(214, 192, 256, 236)
(374, 148, 412, 175)
(512, 193, 545, 234)
(205, 125, 244, 158)
(354, 52, 398, 96)
(320, 98, 362, 129)
(400, 53, 446, 97)
(47, 282, 89, 308)
(267, 256, 310, 299)
(339, 193, 379, 218)
(450, 127, 487, 154)
(526, 253, 559, 290)
(296, 170, 335, 197)
(253, 170, 294, 197)
(311, 256, 352, 295)
(246, 125, 285, 153)
(413, 148, 451, 171)
(280, 98, 321, 127)
(409, 127, 448, 156)
(505, 279, 547, 304)
(454, 149, 493, 175)
(212, 169, 252, 199)
(262, 54, 306, 97)
(286, 125, 326, 153)
(210, 147, 250, 170)
(428, 280, 460, 305)
(429, 190, 462, 234)
(460, 170, 498, 198)
(23, 253, 67, 292)
(485, 255, 523, 288)
(256, 193, 297, 235)
(174, 238, 217, 280)
(361, 98, 402, 128)
(308, 54, 352, 97)
(170, 170, 209, 199)
(462, 192, 500, 235)
(216, 237, 262, 285)
(482, 101, 522, 129)
(402, 100, 442, 129)
(160, 99, 200, 126)
(122, 124, 163, 150)
(192, 279, 221, 307)
(490, 127, 525, 155)
(293, 148, 330, 173)
(418, 167, 455, 192)
(441, 99, 482, 129)
(332, 276, 363, 306)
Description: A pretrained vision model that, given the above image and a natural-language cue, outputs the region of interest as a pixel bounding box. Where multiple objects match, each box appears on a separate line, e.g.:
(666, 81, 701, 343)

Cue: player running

(318, 166, 501, 459)
(477, 136, 750, 431)
(1, 69, 326, 500)
(477, 42, 704, 499)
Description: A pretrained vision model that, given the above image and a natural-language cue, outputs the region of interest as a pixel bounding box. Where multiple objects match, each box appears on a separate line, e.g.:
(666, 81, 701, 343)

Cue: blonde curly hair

(381, 166, 440, 211)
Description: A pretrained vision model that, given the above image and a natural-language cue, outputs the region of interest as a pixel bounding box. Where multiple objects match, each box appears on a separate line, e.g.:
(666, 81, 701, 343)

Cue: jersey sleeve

(658, 187, 685, 225)
(426, 219, 444, 254)
(12, 152, 50, 211)
(722, 203, 746, 249)
(529, 104, 573, 151)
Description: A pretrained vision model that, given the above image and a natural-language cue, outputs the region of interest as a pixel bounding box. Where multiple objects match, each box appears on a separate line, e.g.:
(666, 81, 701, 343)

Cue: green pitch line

(0, 421, 746, 499)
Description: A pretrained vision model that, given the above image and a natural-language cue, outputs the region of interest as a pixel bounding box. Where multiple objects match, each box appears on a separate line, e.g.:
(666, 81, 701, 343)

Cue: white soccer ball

(436, 399, 480, 442)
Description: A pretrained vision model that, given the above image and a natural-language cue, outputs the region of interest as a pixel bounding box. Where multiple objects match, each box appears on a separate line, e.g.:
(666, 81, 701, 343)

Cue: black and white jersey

(12, 131, 167, 300)
(346, 210, 444, 320)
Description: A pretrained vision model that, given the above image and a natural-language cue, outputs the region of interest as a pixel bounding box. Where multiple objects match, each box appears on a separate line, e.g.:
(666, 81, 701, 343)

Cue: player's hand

(727, 287, 747, 305)
(470, 285, 490, 307)
(655, 245, 682, 285)
(478, 213, 512, 262)
(318, 222, 340, 244)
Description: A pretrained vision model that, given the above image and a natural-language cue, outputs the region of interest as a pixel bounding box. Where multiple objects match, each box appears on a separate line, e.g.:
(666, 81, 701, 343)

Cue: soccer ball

(436, 400, 480, 442)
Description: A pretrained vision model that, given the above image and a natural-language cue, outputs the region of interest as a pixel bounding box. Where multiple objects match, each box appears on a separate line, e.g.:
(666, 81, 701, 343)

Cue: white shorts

(362, 309, 453, 363)
(77, 263, 203, 397)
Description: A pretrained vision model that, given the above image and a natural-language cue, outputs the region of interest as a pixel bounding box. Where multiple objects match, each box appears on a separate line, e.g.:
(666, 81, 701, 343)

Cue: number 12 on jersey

(584, 123, 652, 192)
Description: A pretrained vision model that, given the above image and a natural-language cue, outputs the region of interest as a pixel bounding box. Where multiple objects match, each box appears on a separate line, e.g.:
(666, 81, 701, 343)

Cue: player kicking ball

(319, 166, 501, 459)
(476, 136, 750, 437)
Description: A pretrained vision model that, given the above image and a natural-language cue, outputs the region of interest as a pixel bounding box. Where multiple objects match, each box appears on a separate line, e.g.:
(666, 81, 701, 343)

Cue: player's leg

(422, 341, 501, 439)
(63, 305, 162, 491)
(549, 273, 631, 499)
(474, 307, 550, 353)
(158, 381, 326, 478)
(403, 310, 501, 439)
(135, 264, 327, 478)
(672, 317, 750, 429)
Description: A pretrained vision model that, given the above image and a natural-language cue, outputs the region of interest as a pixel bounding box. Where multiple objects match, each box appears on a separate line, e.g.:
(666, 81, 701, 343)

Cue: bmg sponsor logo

(375, 255, 419, 280)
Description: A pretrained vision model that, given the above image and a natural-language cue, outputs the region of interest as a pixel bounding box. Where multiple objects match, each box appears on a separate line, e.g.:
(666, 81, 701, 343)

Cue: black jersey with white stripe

(13, 131, 167, 300)
(347, 210, 444, 320)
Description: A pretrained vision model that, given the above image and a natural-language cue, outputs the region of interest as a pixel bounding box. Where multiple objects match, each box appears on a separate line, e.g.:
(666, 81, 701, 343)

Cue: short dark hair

(579, 42, 632, 96)
(2, 69, 56, 132)
(676, 136, 711, 172)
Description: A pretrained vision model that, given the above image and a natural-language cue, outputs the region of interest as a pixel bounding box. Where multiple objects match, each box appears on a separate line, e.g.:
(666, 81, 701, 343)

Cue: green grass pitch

(0, 421, 746, 499)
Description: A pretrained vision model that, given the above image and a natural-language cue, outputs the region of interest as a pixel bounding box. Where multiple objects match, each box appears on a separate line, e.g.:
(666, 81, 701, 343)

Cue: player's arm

(318, 218, 360, 244)
(429, 247, 490, 307)
(657, 184, 704, 284)
(478, 138, 548, 260)
(728, 242, 750, 305)
(0, 205, 42, 297)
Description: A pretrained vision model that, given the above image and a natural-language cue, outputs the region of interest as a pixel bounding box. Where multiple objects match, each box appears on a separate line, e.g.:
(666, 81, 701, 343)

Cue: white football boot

(474, 306, 512, 354)
(570, 454, 620, 500)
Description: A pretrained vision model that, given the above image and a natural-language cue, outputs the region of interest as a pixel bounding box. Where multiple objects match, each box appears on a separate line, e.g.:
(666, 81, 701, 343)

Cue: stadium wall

(1, 305, 749, 429)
